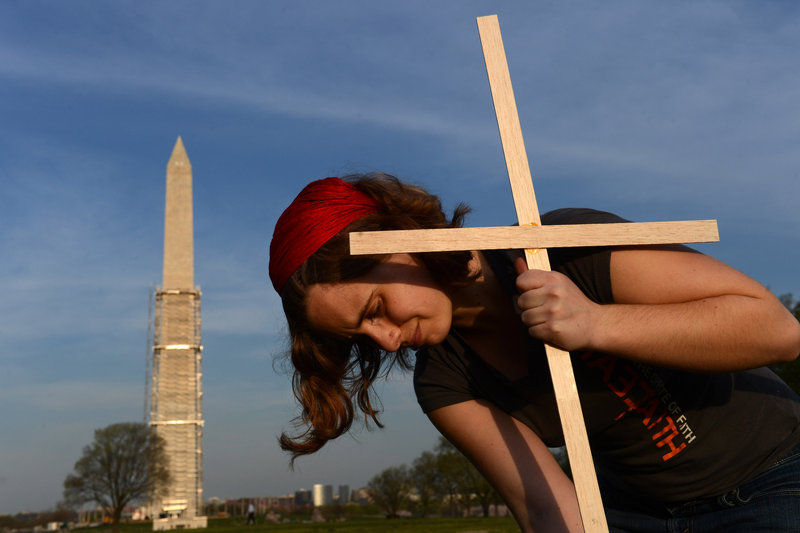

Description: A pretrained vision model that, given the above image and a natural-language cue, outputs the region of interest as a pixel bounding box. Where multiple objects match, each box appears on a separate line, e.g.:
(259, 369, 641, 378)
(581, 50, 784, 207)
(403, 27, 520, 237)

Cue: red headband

(269, 177, 380, 293)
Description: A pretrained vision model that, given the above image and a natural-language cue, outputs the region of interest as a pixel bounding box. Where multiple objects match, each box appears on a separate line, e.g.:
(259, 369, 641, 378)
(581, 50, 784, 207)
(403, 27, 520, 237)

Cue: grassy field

(73, 516, 519, 532)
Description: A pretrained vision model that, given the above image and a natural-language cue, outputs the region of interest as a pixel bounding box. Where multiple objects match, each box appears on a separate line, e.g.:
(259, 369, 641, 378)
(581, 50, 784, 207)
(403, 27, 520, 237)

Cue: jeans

(604, 442, 800, 532)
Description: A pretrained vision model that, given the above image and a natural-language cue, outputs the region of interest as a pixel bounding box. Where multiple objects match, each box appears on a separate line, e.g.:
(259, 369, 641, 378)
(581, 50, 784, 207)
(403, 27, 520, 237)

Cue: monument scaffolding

(149, 137, 207, 530)
(150, 289, 204, 526)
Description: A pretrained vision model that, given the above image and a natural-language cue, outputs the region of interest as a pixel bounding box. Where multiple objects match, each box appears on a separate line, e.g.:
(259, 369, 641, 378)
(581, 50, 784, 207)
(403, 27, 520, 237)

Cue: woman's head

(269, 173, 474, 462)
(269, 176, 380, 294)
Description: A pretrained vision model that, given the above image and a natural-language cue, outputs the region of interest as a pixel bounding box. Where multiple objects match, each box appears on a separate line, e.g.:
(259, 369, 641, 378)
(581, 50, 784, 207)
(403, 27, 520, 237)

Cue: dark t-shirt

(413, 208, 800, 504)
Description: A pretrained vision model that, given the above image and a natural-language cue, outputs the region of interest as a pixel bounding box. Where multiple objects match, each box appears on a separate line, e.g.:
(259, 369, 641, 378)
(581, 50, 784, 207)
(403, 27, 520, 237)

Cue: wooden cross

(350, 15, 718, 533)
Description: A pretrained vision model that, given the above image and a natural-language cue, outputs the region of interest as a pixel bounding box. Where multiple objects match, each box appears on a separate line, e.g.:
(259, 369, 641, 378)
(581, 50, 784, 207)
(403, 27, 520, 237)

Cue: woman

(269, 173, 800, 532)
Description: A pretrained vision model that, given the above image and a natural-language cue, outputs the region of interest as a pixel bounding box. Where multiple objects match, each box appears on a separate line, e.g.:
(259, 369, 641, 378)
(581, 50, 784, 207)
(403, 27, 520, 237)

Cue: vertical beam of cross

(477, 15, 608, 532)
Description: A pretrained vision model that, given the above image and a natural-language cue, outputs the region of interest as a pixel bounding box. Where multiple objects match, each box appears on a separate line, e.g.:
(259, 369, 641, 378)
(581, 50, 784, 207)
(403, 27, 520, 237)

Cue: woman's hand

(514, 257, 600, 351)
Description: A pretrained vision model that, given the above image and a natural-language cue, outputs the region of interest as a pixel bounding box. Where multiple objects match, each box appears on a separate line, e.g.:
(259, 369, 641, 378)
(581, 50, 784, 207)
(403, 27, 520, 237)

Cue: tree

(367, 465, 411, 518)
(63, 422, 170, 533)
(778, 293, 800, 321)
(434, 438, 467, 516)
(465, 460, 500, 517)
(433, 437, 503, 517)
(773, 293, 800, 393)
(410, 451, 440, 517)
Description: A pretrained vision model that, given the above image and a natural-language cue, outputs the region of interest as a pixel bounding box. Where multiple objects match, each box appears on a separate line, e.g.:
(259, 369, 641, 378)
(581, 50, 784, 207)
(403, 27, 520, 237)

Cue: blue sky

(2, 0, 799, 514)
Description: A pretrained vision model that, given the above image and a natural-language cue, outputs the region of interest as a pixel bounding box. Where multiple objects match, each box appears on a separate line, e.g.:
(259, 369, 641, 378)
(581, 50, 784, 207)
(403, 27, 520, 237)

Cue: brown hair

(277, 173, 475, 464)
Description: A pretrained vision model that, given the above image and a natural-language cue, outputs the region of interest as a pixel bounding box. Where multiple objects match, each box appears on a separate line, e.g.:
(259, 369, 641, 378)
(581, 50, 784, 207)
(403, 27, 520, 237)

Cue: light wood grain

(477, 15, 609, 531)
(350, 220, 718, 255)
(477, 16, 540, 227)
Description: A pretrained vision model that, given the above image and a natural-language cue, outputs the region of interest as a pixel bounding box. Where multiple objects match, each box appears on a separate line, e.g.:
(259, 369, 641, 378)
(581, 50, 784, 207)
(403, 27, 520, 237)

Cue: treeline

(0, 507, 76, 531)
(366, 437, 568, 519)
(773, 293, 800, 393)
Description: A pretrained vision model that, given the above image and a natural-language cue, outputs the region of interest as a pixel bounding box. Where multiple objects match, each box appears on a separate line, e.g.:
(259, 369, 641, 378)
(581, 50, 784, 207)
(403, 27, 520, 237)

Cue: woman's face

(305, 254, 453, 351)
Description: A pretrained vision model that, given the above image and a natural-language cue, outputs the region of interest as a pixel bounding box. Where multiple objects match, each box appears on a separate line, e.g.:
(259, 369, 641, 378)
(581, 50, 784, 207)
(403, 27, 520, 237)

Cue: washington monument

(149, 137, 207, 530)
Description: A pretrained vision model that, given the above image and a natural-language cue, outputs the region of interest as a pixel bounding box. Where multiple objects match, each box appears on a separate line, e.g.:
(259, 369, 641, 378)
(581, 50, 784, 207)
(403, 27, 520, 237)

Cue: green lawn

(74, 516, 519, 532)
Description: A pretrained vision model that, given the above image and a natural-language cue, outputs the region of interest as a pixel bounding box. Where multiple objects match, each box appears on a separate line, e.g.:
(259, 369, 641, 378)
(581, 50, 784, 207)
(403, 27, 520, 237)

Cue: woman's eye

(367, 301, 383, 324)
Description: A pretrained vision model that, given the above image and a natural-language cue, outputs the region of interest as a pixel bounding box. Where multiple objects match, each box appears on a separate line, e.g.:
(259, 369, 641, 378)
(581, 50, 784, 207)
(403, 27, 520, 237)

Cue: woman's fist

(514, 257, 600, 351)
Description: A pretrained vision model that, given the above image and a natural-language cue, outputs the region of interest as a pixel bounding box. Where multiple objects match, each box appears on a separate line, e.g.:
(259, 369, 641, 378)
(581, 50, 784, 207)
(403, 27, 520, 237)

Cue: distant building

(337, 485, 350, 505)
(275, 495, 296, 509)
(352, 488, 372, 505)
(294, 489, 311, 507)
(312, 484, 333, 507)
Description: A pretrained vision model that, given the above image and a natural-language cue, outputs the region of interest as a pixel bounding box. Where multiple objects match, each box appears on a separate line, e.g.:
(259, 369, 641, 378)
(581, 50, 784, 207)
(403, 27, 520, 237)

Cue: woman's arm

(427, 400, 583, 533)
(515, 246, 800, 371)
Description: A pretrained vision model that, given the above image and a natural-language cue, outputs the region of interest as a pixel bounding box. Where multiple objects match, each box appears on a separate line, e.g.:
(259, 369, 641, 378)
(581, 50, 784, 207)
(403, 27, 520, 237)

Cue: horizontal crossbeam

(350, 220, 718, 255)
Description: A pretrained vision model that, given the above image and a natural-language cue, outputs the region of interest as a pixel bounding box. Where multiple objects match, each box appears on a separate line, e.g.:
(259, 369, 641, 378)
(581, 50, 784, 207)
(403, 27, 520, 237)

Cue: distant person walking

(246, 502, 255, 525)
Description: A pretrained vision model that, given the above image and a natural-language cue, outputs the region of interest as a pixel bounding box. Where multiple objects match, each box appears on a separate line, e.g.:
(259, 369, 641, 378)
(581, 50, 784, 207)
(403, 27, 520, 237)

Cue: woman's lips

(412, 323, 422, 348)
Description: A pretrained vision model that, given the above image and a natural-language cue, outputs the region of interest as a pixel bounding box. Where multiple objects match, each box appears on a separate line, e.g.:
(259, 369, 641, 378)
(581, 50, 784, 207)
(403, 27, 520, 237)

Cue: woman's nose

(369, 322, 402, 352)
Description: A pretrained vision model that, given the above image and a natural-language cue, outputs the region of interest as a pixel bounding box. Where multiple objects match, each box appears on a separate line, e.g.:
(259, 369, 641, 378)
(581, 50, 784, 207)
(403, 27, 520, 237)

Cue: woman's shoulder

(542, 207, 628, 225)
